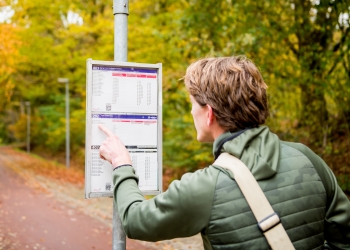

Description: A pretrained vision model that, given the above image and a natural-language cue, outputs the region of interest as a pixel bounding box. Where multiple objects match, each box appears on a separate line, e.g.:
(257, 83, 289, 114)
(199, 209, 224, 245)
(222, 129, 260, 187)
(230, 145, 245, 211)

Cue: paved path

(0, 148, 203, 250)
(0, 162, 154, 250)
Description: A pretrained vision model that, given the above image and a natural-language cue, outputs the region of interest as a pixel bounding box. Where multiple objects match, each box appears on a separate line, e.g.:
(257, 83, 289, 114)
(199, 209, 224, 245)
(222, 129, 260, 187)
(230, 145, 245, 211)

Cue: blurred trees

(1, 0, 114, 156)
(0, 0, 349, 187)
(181, 0, 350, 145)
(255, 0, 350, 148)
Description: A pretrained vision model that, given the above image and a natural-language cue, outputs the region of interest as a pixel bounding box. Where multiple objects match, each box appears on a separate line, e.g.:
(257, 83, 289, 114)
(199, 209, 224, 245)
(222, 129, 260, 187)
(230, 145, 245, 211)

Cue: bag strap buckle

(258, 212, 281, 232)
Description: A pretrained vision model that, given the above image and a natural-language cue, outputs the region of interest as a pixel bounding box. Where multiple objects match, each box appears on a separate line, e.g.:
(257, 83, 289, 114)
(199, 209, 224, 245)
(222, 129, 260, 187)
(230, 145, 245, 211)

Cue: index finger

(98, 124, 115, 137)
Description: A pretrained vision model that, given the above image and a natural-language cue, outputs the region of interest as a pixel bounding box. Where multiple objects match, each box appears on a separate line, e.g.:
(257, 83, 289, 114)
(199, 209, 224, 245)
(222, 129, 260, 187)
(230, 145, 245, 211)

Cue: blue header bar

(92, 114, 157, 120)
(92, 65, 157, 74)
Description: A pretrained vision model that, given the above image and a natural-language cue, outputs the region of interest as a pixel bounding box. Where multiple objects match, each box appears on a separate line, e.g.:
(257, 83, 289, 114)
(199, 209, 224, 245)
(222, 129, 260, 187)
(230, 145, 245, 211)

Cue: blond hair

(184, 56, 269, 131)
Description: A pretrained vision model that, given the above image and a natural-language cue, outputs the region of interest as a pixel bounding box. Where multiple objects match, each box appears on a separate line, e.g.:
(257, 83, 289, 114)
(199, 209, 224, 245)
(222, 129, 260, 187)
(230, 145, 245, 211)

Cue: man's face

(190, 95, 214, 142)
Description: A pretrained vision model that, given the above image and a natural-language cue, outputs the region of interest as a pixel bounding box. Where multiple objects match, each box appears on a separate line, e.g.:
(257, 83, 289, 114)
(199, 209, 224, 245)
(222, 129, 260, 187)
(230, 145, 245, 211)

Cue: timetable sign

(85, 59, 162, 198)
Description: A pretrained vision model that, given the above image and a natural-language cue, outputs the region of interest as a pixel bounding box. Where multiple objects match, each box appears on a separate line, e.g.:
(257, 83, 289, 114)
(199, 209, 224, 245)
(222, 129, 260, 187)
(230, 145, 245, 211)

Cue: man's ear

(206, 104, 215, 126)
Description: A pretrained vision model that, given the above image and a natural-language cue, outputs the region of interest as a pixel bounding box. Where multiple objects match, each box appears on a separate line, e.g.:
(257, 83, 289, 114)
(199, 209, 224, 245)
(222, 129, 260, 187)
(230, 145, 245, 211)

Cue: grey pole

(114, 0, 128, 62)
(58, 78, 70, 168)
(113, 0, 128, 249)
(24, 101, 31, 153)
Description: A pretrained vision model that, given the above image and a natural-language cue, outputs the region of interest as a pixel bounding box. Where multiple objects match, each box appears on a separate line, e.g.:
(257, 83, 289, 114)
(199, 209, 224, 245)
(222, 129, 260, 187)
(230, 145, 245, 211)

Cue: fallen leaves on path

(0, 146, 204, 250)
(0, 147, 84, 187)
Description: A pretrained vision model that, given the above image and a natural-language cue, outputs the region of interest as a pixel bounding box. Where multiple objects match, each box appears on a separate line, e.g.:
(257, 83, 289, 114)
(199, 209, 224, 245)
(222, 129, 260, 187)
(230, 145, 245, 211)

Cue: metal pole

(114, 0, 128, 62)
(25, 102, 30, 153)
(113, 0, 128, 249)
(65, 81, 70, 168)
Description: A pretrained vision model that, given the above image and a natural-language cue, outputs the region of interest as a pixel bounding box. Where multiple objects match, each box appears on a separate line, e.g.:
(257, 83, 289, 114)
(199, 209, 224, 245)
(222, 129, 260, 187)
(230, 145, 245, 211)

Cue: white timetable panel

(91, 114, 158, 146)
(85, 60, 162, 198)
(91, 66, 158, 113)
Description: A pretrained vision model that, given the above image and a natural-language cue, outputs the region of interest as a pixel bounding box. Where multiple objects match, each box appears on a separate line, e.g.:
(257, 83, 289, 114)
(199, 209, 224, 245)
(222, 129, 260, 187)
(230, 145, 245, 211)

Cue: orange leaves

(0, 24, 21, 68)
(0, 23, 22, 104)
(0, 146, 85, 187)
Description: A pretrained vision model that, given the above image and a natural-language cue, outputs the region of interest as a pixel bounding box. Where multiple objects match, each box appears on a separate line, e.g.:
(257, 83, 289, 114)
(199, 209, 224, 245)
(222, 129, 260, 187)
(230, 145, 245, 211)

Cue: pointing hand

(98, 124, 132, 168)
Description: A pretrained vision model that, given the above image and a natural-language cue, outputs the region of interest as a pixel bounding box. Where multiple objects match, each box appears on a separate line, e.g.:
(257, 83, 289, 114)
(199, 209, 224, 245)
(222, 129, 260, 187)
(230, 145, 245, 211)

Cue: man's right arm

(112, 165, 218, 242)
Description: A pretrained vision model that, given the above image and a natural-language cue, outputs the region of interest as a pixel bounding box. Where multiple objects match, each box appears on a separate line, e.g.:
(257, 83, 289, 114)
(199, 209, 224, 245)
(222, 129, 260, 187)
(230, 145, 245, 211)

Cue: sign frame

(85, 59, 162, 198)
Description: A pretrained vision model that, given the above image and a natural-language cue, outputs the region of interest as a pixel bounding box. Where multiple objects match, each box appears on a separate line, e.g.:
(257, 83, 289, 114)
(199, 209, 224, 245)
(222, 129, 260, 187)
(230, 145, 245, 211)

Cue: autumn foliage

(0, 147, 84, 187)
(0, 0, 349, 192)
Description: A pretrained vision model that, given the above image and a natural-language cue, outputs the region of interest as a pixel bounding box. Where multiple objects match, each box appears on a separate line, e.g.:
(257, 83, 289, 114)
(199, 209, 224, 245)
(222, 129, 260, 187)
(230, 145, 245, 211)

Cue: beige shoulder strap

(213, 152, 295, 250)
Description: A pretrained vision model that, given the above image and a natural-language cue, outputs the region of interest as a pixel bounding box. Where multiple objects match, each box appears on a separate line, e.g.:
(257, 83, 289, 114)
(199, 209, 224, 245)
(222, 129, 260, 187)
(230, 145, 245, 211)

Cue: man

(99, 56, 350, 249)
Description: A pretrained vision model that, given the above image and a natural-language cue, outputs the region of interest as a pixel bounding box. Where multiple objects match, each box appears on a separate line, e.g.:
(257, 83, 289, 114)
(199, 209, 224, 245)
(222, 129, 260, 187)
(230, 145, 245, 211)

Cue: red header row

(112, 119, 157, 123)
(112, 73, 157, 78)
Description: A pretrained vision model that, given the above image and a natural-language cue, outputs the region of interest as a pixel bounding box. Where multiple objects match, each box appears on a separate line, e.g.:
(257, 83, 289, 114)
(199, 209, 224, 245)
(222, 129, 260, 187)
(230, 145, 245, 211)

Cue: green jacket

(113, 126, 350, 249)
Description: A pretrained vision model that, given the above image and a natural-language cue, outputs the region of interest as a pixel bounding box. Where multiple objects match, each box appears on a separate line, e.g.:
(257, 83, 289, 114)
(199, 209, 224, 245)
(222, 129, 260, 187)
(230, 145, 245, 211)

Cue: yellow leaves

(45, 117, 66, 150)
(4, 78, 14, 102)
(0, 23, 22, 103)
(8, 114, 27, 142)
(0, 24, 20, 67)
(240, 33, 255, 46)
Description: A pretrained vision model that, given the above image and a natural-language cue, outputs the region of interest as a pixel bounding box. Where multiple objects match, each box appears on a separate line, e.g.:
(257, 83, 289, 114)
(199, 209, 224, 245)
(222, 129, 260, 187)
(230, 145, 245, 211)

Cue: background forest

(1, 0, 350, 192)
